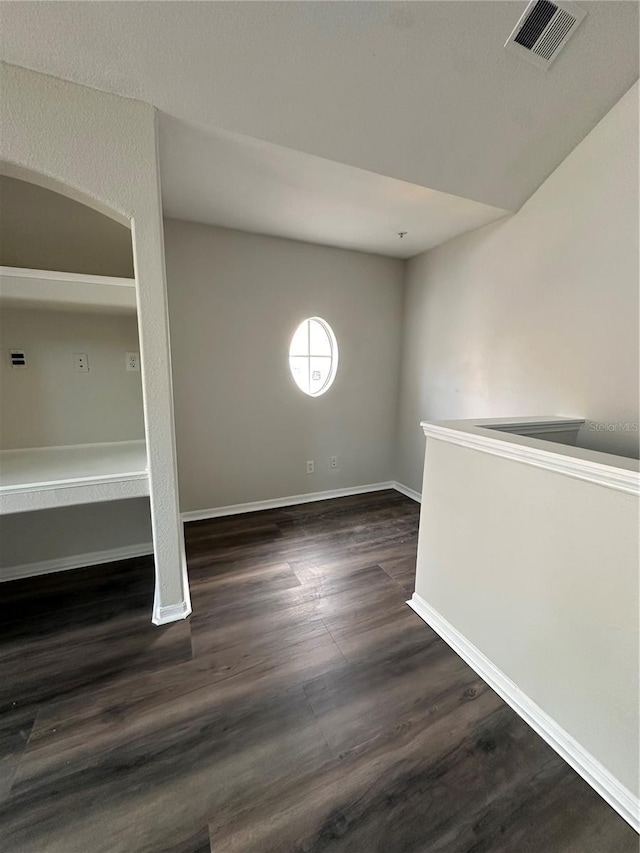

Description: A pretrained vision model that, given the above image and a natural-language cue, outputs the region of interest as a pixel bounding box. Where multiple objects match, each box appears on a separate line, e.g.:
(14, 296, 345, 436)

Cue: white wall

(164, 220, 404, 512)
(0, 175, 134, 277)
(0, 499, 152, 573)
(396, 81, 640, 492)
(414, 435, 639, 801)
(0, 63, 188, 620)
(0, 308, 144, 449)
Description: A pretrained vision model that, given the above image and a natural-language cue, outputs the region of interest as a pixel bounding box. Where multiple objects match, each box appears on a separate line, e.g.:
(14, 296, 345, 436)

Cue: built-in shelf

(0, 266, 137, 314)
(0, 440, 148, 514)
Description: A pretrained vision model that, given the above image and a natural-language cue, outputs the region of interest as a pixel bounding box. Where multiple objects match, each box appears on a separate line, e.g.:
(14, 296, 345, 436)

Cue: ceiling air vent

(505, 1, 586, 69)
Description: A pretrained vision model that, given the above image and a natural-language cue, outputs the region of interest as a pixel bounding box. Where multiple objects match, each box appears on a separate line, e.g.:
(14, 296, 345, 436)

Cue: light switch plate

(10, 349, 27, 369)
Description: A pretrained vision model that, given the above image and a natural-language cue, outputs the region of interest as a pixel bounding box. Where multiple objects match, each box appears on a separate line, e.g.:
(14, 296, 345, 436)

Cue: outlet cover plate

(73, 352, 89, 373)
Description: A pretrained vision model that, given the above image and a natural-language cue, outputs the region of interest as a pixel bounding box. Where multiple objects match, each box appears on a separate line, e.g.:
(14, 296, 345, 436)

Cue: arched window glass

(289, 317, 338, 397)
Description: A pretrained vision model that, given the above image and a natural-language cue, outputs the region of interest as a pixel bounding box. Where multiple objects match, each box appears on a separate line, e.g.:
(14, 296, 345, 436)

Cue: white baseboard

(152, 598, 192, 626)
(0, 542, 154, 583)
(392, 481, 422, 503)
(181, 481, 398, 522)
(1, 483, 416, 581)
(407, 592, 640, 833)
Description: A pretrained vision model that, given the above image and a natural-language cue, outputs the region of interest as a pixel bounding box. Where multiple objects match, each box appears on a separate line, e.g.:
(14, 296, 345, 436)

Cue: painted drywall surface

(0, 499, 151, 572)
(0, 63, 188, 616)
(3, 2, 639, 212)
(415, 437, 639, 795)
(0, 308, 144, 449)
(159, 115, 509, 261)
(164, 220, 404, 512)
(0, 175, 134, 277)
(396, 81, 640, 492)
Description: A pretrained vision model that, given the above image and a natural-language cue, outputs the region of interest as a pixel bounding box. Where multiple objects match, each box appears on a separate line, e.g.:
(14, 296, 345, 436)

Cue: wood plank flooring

(0, 490, 636, 852)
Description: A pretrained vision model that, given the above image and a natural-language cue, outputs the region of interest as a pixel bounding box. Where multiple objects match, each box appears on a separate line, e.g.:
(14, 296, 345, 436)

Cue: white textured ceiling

(159, 117, 507, 259)
(1, 1, 638, 257)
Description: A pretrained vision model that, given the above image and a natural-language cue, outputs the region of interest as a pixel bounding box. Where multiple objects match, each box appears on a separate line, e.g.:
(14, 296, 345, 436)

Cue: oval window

(289, 317, 338, 397)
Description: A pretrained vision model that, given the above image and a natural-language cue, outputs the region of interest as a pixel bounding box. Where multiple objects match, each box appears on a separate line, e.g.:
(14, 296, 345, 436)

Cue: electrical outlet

(330, 456, 338, 469)
(126, 352, 140, 372)
(306, 460, 315, 474)
(73, 352, 89, 373)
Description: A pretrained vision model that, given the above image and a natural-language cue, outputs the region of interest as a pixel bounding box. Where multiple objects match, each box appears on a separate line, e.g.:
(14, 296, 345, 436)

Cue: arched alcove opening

(0, 174, 134, 278)
(0, 62, 191, 626)
(0, 160, 131, 226)
(0, 167, 152, 594)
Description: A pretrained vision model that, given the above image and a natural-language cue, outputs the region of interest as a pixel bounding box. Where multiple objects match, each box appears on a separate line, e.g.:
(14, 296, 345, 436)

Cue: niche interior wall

(0, 61, 189, 624)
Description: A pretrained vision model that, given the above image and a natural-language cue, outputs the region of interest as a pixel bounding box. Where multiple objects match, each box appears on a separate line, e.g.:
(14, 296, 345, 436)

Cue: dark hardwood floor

(0, 490, 636, 852)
